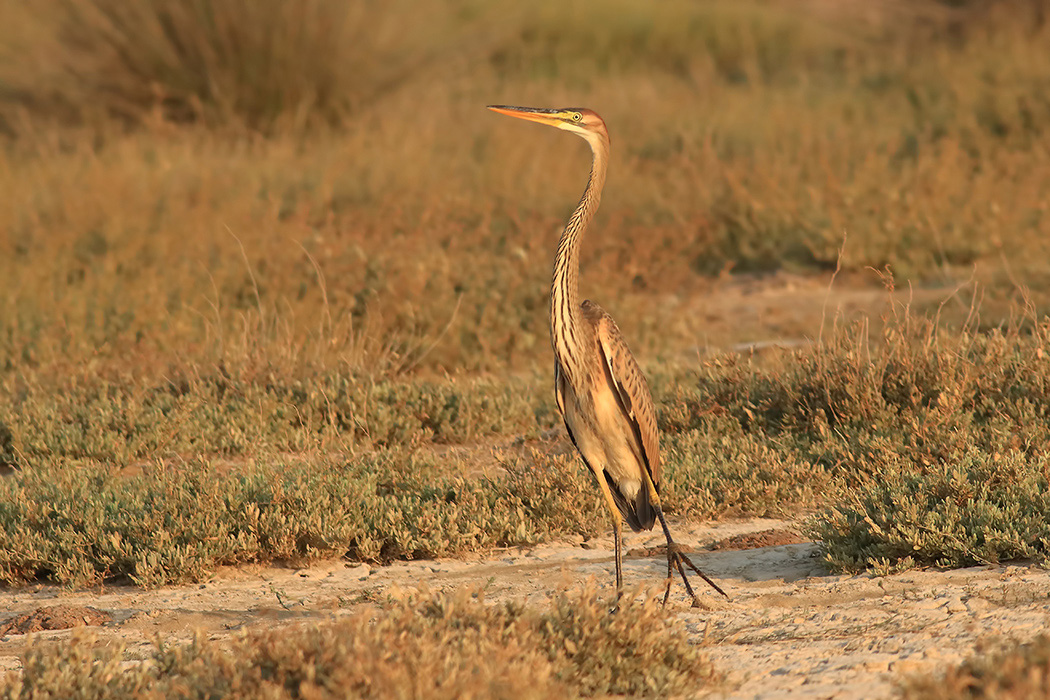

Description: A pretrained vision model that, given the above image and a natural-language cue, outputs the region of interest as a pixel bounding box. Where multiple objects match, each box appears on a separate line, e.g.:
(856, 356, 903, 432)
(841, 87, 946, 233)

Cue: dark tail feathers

(604, 470, 657, 532)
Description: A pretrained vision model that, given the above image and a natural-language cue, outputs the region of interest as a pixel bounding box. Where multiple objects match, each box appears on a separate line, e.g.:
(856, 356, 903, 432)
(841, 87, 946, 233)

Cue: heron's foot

(661, 547, 727, 608)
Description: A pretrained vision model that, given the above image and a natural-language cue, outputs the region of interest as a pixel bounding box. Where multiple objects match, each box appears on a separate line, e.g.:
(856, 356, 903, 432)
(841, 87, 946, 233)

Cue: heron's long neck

(551, 137, 607, 367)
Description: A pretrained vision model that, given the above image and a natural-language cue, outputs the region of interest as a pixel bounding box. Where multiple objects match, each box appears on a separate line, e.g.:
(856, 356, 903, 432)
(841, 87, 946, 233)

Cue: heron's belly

(564, 384, 643, 502)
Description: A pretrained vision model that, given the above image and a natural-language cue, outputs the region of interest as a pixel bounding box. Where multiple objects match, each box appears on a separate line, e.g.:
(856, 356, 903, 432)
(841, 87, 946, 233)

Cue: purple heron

(488, 105, 726, 606)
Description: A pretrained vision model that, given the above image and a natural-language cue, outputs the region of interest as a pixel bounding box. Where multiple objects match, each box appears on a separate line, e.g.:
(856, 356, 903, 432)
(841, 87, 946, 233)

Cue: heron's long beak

(487, 105, 563, 126)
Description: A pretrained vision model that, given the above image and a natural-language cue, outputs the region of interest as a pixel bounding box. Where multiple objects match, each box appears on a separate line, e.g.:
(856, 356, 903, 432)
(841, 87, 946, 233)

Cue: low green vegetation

(0, 588, 716, 699)
(817, 449, 1050, 573)
(0, 449, 603, 588)
(2, 311, 1049, 587)
(1, 372, 556, 467)
(903, 635, 1050, 699)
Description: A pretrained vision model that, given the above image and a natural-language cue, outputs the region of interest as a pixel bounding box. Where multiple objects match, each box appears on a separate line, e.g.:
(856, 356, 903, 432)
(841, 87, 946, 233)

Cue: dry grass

(902, 635, 1050, 699)
(0, 587, 717, 699)
(1, 0, 1049, 383)
(0, 0, 467, 133)
(1, 371, 558, 466)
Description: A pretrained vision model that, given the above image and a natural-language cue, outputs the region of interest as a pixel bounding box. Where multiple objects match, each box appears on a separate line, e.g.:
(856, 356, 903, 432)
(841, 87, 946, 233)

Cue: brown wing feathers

(583, 300, 661, 530)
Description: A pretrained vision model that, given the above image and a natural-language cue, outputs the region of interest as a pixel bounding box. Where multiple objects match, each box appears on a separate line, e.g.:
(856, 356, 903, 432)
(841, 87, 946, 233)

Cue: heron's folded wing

(582, 300, 662, 491)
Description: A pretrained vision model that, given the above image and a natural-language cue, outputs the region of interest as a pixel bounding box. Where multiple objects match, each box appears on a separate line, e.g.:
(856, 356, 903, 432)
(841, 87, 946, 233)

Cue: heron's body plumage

(555, 302, 657, 532)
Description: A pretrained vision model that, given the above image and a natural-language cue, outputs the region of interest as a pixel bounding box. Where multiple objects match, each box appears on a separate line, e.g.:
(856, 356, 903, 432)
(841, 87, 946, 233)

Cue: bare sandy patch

(1, 518, 1047, 698)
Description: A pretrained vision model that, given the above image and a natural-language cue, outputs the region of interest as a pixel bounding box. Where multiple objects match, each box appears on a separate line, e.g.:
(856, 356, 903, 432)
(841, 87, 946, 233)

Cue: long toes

(674, 551, 728, 599)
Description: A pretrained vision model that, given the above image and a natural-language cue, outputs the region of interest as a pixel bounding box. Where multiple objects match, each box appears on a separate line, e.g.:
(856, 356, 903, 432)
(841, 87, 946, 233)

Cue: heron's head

(487, 105, 609, 148)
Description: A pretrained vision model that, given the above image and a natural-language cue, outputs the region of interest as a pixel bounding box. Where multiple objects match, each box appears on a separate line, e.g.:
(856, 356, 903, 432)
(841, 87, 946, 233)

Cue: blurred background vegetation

(1, 0, 1048, 382)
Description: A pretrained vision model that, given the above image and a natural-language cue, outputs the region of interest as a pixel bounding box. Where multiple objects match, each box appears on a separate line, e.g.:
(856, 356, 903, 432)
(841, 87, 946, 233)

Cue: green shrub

(662, 316, 1050, 572)
(815, 448, 1050, 572)
(0, 449, 603, 587)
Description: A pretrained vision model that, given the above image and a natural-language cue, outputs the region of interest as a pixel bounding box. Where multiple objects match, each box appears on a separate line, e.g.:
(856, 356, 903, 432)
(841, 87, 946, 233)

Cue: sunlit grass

(0, 587, 717, 699)
(1, 0, 1048, 381)
(903, 635, 1050, 700)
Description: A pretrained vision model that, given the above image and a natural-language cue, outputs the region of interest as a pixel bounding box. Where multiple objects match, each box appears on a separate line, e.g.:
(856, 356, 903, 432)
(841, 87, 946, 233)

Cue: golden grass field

(2, 0, 1050, 697)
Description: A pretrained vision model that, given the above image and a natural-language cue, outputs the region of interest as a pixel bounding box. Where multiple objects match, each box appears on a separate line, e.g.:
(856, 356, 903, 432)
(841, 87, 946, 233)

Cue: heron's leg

(653, 505, 727, 606)
(593, 468, 626, 599)
(662, 542, 674, 607)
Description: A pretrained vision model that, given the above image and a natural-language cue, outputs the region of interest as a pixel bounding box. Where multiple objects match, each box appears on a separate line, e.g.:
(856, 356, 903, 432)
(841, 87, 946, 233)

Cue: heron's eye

(572, 112, 582, 122)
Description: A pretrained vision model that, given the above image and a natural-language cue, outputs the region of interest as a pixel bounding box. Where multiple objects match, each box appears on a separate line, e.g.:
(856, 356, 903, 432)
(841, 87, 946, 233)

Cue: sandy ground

(2, 517, 1048, 699)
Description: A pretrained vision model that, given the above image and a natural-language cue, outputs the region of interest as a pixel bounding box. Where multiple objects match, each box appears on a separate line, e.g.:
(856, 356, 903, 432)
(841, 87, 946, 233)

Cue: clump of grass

(536, 586, 718, 696)
(902, 635, 1050, 699)
(0, 449, 603, 588)
(662, 428, 822, 521)
(1, 0, 460, 133)
(0, 587, 716, 699)
(665, 317, 1050, 461)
